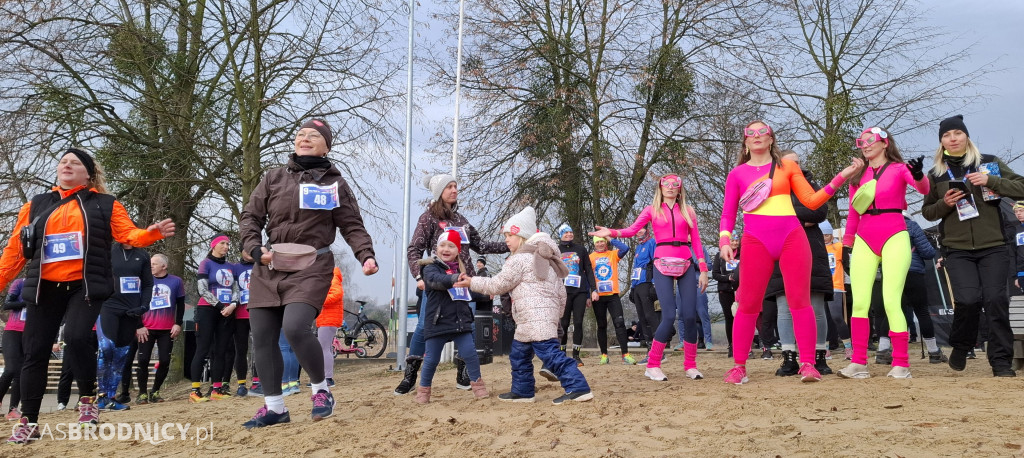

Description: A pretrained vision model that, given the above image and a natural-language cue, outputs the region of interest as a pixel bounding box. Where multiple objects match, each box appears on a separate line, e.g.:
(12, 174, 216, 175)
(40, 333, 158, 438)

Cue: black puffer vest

(21, 190, 116, 305)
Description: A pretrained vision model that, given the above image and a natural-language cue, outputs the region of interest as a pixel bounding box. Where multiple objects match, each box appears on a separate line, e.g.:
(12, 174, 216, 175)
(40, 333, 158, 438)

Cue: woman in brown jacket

(240, 119, 377, 428)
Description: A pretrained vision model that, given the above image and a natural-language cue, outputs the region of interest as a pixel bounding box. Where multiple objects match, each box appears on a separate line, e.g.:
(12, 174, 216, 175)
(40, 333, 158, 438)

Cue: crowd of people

(1, 114, 1022, 445)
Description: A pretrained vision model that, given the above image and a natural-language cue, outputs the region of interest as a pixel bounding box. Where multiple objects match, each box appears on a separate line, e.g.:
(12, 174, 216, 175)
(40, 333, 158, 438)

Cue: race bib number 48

(299, 182, 340, 210)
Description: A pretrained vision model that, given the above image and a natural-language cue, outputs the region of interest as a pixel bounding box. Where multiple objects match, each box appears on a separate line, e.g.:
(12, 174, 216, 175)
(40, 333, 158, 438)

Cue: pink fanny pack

(654, 257, 691, 277)
(738, 160, 776, 212)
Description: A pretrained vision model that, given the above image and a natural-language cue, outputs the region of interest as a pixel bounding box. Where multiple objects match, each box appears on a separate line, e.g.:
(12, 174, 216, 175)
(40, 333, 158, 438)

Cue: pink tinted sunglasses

(856, 127, 889, 148)
(744, 125, 772, 137)
(660, 175, 682, 189)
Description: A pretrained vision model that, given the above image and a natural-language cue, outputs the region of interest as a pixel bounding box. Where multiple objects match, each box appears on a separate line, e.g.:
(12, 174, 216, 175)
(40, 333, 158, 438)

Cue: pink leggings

(733, 228, 818, 365)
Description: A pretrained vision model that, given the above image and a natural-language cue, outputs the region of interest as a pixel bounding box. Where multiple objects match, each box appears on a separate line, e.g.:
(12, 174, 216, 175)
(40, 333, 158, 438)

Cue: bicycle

(332, 301, 387, 359)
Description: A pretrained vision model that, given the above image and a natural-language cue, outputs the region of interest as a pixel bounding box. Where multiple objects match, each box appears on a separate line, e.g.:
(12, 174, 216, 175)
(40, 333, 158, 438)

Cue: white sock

(781, 344, 797, 352)
(815, 344, 827, 351)
(266, 395, 286, 414)
(924, 337, 939, 353)
(311, 380, 329, 393)
(878, 337, 891, 351)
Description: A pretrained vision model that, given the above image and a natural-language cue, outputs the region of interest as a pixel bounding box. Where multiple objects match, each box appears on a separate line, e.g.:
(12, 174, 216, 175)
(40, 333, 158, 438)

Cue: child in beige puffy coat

(459, 207, 593, 404)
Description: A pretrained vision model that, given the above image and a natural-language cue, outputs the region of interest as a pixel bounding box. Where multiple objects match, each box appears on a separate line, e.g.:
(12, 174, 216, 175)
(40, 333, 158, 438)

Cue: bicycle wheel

(352, 321, 387, 358)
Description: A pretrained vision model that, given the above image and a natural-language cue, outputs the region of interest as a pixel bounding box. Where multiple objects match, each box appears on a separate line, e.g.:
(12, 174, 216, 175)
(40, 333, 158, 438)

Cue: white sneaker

(56, 403, 67, 411)
(886, 366, 912, 379)
(644, 368, 668, 381)
(838, 363, 871, 379)
(685, 368, 704, 380)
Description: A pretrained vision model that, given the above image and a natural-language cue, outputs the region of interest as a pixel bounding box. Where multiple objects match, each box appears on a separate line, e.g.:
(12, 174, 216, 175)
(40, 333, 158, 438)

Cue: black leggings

(21, 280, 101, 423)
(190, 305, 234, 384)
(250, 303, 323, 397)
(902, 271, 935, 339)
(592, 295, 629, 356)
(718, 291, 735, 347)
(559, 292, 588, 347)
(0, 330, 23, 411)
(137, 329, 172, 393)
(630, 283, 659, 345)
(225, 319, 250, 382)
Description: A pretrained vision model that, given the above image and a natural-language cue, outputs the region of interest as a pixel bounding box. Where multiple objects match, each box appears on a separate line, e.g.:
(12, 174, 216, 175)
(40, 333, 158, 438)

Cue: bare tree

(731, 0, 990, 223)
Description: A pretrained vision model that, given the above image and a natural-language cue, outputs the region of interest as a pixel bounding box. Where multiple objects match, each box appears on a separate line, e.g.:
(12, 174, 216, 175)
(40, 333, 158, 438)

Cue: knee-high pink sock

(732, 311, 759, 366)
(790, 305, 818, 365)
(683, 342, 698, 370)
(851, 317, 870, 365)
(647, 340, 666, 369)
(890, 331, 909, 368)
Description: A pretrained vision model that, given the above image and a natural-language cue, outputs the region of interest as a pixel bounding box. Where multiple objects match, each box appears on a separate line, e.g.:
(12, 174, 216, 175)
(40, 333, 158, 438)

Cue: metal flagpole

(396, 0, 415, 371)
(452, 0, 465, 177)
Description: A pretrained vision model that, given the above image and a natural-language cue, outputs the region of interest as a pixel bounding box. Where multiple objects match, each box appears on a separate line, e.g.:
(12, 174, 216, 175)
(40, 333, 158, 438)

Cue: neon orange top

(590, 249, 622, 296)
(825, 241, 845, 291)
(317, 267, 345, 327)
(0, 186, 163, 291)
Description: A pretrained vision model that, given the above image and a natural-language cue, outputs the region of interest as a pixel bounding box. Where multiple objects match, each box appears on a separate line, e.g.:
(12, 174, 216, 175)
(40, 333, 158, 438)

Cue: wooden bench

(1011, 297, 1024, 371)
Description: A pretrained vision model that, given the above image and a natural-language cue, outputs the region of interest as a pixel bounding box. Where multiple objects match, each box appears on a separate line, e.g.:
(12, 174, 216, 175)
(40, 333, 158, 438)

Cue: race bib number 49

(42, 232, 84, 264)
(299, 182, 340, 210)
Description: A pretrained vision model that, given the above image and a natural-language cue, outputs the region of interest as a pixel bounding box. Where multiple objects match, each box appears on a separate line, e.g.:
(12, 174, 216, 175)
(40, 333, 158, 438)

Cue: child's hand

(454, 273, 472, 288)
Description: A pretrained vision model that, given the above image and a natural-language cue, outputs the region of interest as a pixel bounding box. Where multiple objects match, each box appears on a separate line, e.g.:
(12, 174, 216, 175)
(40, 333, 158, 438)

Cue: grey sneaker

(538, 367, 559, 382)
(838, 363, 871, 379)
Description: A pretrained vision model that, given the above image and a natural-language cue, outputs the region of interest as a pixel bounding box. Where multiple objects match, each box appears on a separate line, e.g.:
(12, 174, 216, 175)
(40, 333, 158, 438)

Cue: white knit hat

(501, 206, 537, 237)
(424, 174, 456, 202)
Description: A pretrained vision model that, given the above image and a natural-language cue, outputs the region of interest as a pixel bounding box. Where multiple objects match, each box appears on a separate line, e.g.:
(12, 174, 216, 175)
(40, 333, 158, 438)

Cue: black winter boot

(775, 350, 798, 376)
(814, 349, 833, 375)
(455, 357, 471, 390)
(394, 356, 422, 395)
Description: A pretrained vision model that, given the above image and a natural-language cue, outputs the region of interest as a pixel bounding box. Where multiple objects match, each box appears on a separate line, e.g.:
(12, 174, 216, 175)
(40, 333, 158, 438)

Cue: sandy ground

(3, 348, 1024, 457)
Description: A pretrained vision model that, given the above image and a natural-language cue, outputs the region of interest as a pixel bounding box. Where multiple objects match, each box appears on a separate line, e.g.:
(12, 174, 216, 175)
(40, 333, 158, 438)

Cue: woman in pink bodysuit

(837, 127, 929, 380)
(718, 121, 862, 384)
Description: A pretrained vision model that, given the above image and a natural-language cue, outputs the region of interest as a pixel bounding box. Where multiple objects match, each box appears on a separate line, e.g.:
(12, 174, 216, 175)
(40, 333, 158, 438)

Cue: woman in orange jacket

(0, 148, 175, 444)
(317, 267, 344, 386)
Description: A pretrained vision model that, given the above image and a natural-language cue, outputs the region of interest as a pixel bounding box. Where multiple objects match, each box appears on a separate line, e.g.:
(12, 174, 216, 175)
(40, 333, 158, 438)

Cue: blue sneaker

(326, 378, 336, 387)
(97, 396, 130, 411)
(236, 385, 248, 397)
(242, 406, 291, 429)
(311, 390, 335, 421)
(248, 383, 264, 397)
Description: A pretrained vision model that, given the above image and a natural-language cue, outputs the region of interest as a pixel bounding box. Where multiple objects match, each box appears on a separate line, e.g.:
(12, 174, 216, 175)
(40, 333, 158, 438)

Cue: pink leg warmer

(890, 331, 910, 368)
(683, 342, 698, 370)
(851, 317, 870, 365)
(647, 340, 667, 369)
(732, 311, 759, 366)
(790, 305, 818, 365)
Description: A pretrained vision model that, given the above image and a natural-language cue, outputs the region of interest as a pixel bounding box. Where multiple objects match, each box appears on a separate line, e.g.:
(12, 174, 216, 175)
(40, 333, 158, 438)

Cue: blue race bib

(564, 274, 581, 288)
(120, 277, 141, 294)
(448, 287, 472, 301)
(42, 232, 84, 264)
(216, 288, 233, 304)
(240, 290, 250, 304)
(299, 182, 340, 210)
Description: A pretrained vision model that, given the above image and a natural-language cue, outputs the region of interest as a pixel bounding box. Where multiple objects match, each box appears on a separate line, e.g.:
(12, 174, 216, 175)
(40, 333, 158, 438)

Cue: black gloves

(125, 306, 148, 318)
(908, 156, 925, 181)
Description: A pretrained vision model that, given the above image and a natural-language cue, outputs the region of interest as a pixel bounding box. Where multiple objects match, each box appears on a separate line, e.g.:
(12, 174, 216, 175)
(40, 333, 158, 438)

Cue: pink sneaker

(78, 396, 99, 425)
(798, 363, 822, 382)
(5, 408, 21, 421)
(723, 366, 748, 385)
(843, 347, 853, 360)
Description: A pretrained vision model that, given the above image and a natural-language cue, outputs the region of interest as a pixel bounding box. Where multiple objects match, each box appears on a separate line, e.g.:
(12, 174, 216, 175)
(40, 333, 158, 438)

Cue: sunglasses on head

(856, 127, 889, 148)
(744, 125, 772, 137)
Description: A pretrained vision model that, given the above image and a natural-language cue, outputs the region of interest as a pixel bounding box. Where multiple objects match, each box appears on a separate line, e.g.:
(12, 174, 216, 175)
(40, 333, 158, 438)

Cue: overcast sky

(343, 0, 1024, 305)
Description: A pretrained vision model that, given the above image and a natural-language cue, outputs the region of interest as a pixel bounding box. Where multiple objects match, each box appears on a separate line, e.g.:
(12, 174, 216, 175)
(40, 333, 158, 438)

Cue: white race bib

(19, 308, 27, 321)
(597, 280, 613, 293)
(120, 277, 141, 294)
(150, 284, 171, 310)
(42, 232, 84, 264)
(299, 182, 340, 210)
